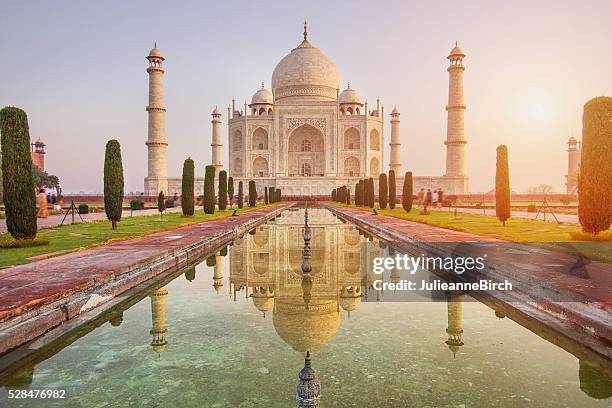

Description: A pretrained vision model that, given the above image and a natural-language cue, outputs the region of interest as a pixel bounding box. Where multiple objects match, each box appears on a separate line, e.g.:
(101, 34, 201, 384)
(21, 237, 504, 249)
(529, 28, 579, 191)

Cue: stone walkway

(0, 207, 182, 233)
(430, 206, 579, 224)
(0, 203, 290, 354)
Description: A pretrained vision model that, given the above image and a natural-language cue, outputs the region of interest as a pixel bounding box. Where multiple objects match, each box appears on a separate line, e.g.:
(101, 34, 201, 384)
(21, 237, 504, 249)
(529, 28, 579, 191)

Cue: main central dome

(271, 37, 340, 102)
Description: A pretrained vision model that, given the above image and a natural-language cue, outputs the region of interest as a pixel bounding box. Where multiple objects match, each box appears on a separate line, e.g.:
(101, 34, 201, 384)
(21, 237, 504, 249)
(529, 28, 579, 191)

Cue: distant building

(30, 137, 45, 171)
(566, 136, 581, 195)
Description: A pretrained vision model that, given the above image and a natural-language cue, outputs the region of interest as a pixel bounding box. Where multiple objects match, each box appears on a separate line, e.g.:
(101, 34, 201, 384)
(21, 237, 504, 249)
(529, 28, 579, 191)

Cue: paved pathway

(325, 204, 611, 307)
(0, 204, 289, 325)
(0, 207, 182, 233)
(430, 206, 579, 224)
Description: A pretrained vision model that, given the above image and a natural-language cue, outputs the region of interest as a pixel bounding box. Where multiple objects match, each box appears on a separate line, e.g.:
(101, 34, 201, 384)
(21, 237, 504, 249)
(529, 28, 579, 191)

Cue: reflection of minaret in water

(213, 254, 223, 293)
(445, 292, 464, 358)
(296, 351, 321, 408)
(150, 287, 169, 354)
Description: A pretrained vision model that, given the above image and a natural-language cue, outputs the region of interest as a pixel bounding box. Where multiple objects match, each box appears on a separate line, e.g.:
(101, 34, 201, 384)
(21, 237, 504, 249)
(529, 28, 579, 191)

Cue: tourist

(139, 192, 145, 210)
(425, 189, 432, 210)
(437, 188, 444, 207)
(432, 189, 438, 207)
(418, 188, 425, 206)
(37, 187, 48, 218)
(173, 193, 178, 208)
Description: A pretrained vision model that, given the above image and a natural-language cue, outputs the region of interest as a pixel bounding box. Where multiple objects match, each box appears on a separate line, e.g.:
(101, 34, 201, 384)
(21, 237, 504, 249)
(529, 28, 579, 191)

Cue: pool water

(0, 208, 610, 407)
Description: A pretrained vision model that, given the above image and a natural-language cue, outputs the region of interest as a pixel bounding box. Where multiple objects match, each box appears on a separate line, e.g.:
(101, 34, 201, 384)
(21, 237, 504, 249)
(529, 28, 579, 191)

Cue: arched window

(370, 157, 380, 175)
(258, 107, 266, 115)
(370, 129, 380, 151)
(252, 128, 268, 150)
(344, 128, 360, 150)
(301, 163, 312, 176)
(233, 157, 243, 175)
(301, 139, 312, 152)
(232, 130, 242, 152)
(252, 156, 269, 177)
(344, 156, 360, 177)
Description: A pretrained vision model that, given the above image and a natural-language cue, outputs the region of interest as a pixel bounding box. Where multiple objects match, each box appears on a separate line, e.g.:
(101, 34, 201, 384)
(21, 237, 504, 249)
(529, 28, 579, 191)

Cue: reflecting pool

(0, 208, 610, 407)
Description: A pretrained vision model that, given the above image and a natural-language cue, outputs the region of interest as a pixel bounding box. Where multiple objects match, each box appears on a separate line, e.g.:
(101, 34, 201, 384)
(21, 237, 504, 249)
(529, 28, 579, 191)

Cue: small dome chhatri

(251, 83, 273, 105)
(448, 41, 465, 58)
(271, 22, 340, 101)
(339, 82, 362, 105)
(147, 42, 164, 60)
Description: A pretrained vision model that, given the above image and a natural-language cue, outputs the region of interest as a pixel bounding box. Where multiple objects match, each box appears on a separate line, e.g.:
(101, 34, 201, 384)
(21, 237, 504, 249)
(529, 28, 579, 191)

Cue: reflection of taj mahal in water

(144, 23, 470, 196)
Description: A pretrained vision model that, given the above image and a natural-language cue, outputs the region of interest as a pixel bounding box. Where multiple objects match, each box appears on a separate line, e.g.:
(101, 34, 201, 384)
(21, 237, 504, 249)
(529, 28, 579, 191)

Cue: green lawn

(334, 203, 612, 262)
(0, 204, 279, 268)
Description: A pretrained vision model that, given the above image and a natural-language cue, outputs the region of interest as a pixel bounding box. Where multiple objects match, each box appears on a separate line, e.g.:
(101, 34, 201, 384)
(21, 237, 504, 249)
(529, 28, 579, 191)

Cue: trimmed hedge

(402, 171, 413, 212)
(218, 170, 228, 211)
(237, 181, 244, 209)
(264, 186, 269, 204)
(248, 180, 257, 207)
(130, 199, 141, 211)
(228, 176, 234, 208)
(203, 165, 215, 214)
(379, 173, 388, 209)
(181, 158, 195, 216)
(0, 107, 37, 239)
(367, 178, 375, 208)
(495, 145, 511, 226)
(389, 170, 396, 209)
(103, 139, 124, 230)
(78, 204, 89, 214)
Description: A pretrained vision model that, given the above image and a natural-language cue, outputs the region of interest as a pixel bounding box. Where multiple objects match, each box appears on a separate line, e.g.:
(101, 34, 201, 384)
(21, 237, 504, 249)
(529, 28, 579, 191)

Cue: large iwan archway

(287, 124, 325, 176)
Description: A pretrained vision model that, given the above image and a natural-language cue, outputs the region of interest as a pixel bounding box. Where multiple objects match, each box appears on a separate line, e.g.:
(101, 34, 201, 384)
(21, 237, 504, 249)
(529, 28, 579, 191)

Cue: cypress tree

(495, 145, 511, 226)
(357, 180, 363, 206)
(237, 181, 244, 209)
(0, 107, 37, 239)
(181, 158, 195, 216)
(379, 173, 388, 209)
(248, 180, 257, 207)
(157, 190, 165, 217)
(332, 188, 337, 202)
(218, 170, 228, 211)
(368, 178, 375, 208)
(579, 97, 612, 234)
(269, 187, 276, 203)
(355, 183, 359, 206)
(203, 165, 215, 214)
(346, 187, 351, 205)
(264, 186, 269, 204)
(389, 170, 396, 210)
(277, 188, 282, 202)
(103, 139, 124, 230)
(402, 171, 413, 213)
(228, 176, 234, 208)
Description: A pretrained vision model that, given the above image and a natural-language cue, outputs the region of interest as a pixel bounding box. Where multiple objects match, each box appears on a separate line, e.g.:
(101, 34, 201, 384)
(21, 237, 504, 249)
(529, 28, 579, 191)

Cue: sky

(1, 0, 611, 194)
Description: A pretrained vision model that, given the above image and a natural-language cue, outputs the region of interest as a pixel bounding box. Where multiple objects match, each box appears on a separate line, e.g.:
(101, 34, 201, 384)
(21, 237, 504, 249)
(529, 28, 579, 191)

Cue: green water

(0, 208, 610, 407)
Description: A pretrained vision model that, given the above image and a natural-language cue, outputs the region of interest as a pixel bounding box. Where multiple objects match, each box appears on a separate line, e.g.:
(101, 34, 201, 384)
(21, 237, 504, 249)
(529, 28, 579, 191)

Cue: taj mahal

(144, 23, 469, 196)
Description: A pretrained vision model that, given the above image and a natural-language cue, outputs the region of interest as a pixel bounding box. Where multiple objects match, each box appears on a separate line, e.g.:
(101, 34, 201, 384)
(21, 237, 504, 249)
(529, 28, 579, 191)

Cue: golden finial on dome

(303, 19, 308, 41)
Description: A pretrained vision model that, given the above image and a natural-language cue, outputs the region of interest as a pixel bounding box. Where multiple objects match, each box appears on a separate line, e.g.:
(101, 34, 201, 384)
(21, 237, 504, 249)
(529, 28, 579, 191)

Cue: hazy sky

(2, 0, 611, 193)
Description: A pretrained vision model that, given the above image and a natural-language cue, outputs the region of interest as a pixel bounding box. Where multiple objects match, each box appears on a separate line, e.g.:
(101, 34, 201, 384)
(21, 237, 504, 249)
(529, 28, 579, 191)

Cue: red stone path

(0, 204, 289, 325)
(325, 204, 612, 308)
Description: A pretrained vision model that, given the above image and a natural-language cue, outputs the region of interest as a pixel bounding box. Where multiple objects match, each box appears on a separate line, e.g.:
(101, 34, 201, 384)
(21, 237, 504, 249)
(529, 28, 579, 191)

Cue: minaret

(566, 136, 581, 195)
(149, 286, 169, 354)
(444, 42, 467, 178)
(144, 44, 168, 196)
(389, 106, 402, 174)
(213, 254, 223, 293)
(211, 107, 223, 175)
(445, 292, 464, 358)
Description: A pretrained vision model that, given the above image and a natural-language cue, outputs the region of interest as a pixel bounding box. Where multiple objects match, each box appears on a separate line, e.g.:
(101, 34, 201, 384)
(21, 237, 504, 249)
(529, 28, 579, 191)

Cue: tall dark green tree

(389, 170, 397, 210)
(0, 107, 37, 239)
(237, 181, 244, 209)
(368, 178, 375, 208)
(248, 180, 257, 207)
(264, 186, 268, 204)
(269, 187, 276, 203)
(357, 180, 364, 206)
(495, 145, 511, 226)
(346, 187, 351, 205)
(379, 173, 388, 209)
(402, 171, 413, 213)
(228, 176, 234, 208)
(103, 139, 124, 230)
(332, 188, 337, 202)
(181, 158, 195, 216)
(355, 183, 359, 206)
(218, 170, 228, 211)
(157, 190, 166, 218)
(579, 97, 612, 234)
(203, 165, 216, 214)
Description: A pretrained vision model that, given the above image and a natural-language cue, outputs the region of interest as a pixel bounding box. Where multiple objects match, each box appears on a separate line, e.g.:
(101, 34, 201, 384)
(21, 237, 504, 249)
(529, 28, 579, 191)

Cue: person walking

(173, 193, 178, 208)
(418, 188, 425, 206)
(425, 189, 433, 211)
(37, 187, 48, 218)
(432, 189, 438, 207)
(437, 188, 444, 207)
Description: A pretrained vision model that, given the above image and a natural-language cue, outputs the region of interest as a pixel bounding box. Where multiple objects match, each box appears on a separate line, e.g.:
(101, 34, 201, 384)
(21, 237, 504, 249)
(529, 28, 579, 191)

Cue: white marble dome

(339, 86, 361, 105)
(271, 39, 339, 101)
(251, 86, 273, 105)
(148, 47, 164, 59)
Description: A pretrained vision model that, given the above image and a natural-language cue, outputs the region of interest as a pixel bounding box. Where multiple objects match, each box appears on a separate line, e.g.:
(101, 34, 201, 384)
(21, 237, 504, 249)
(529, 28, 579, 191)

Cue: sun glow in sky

(1, 0, 611, 193)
